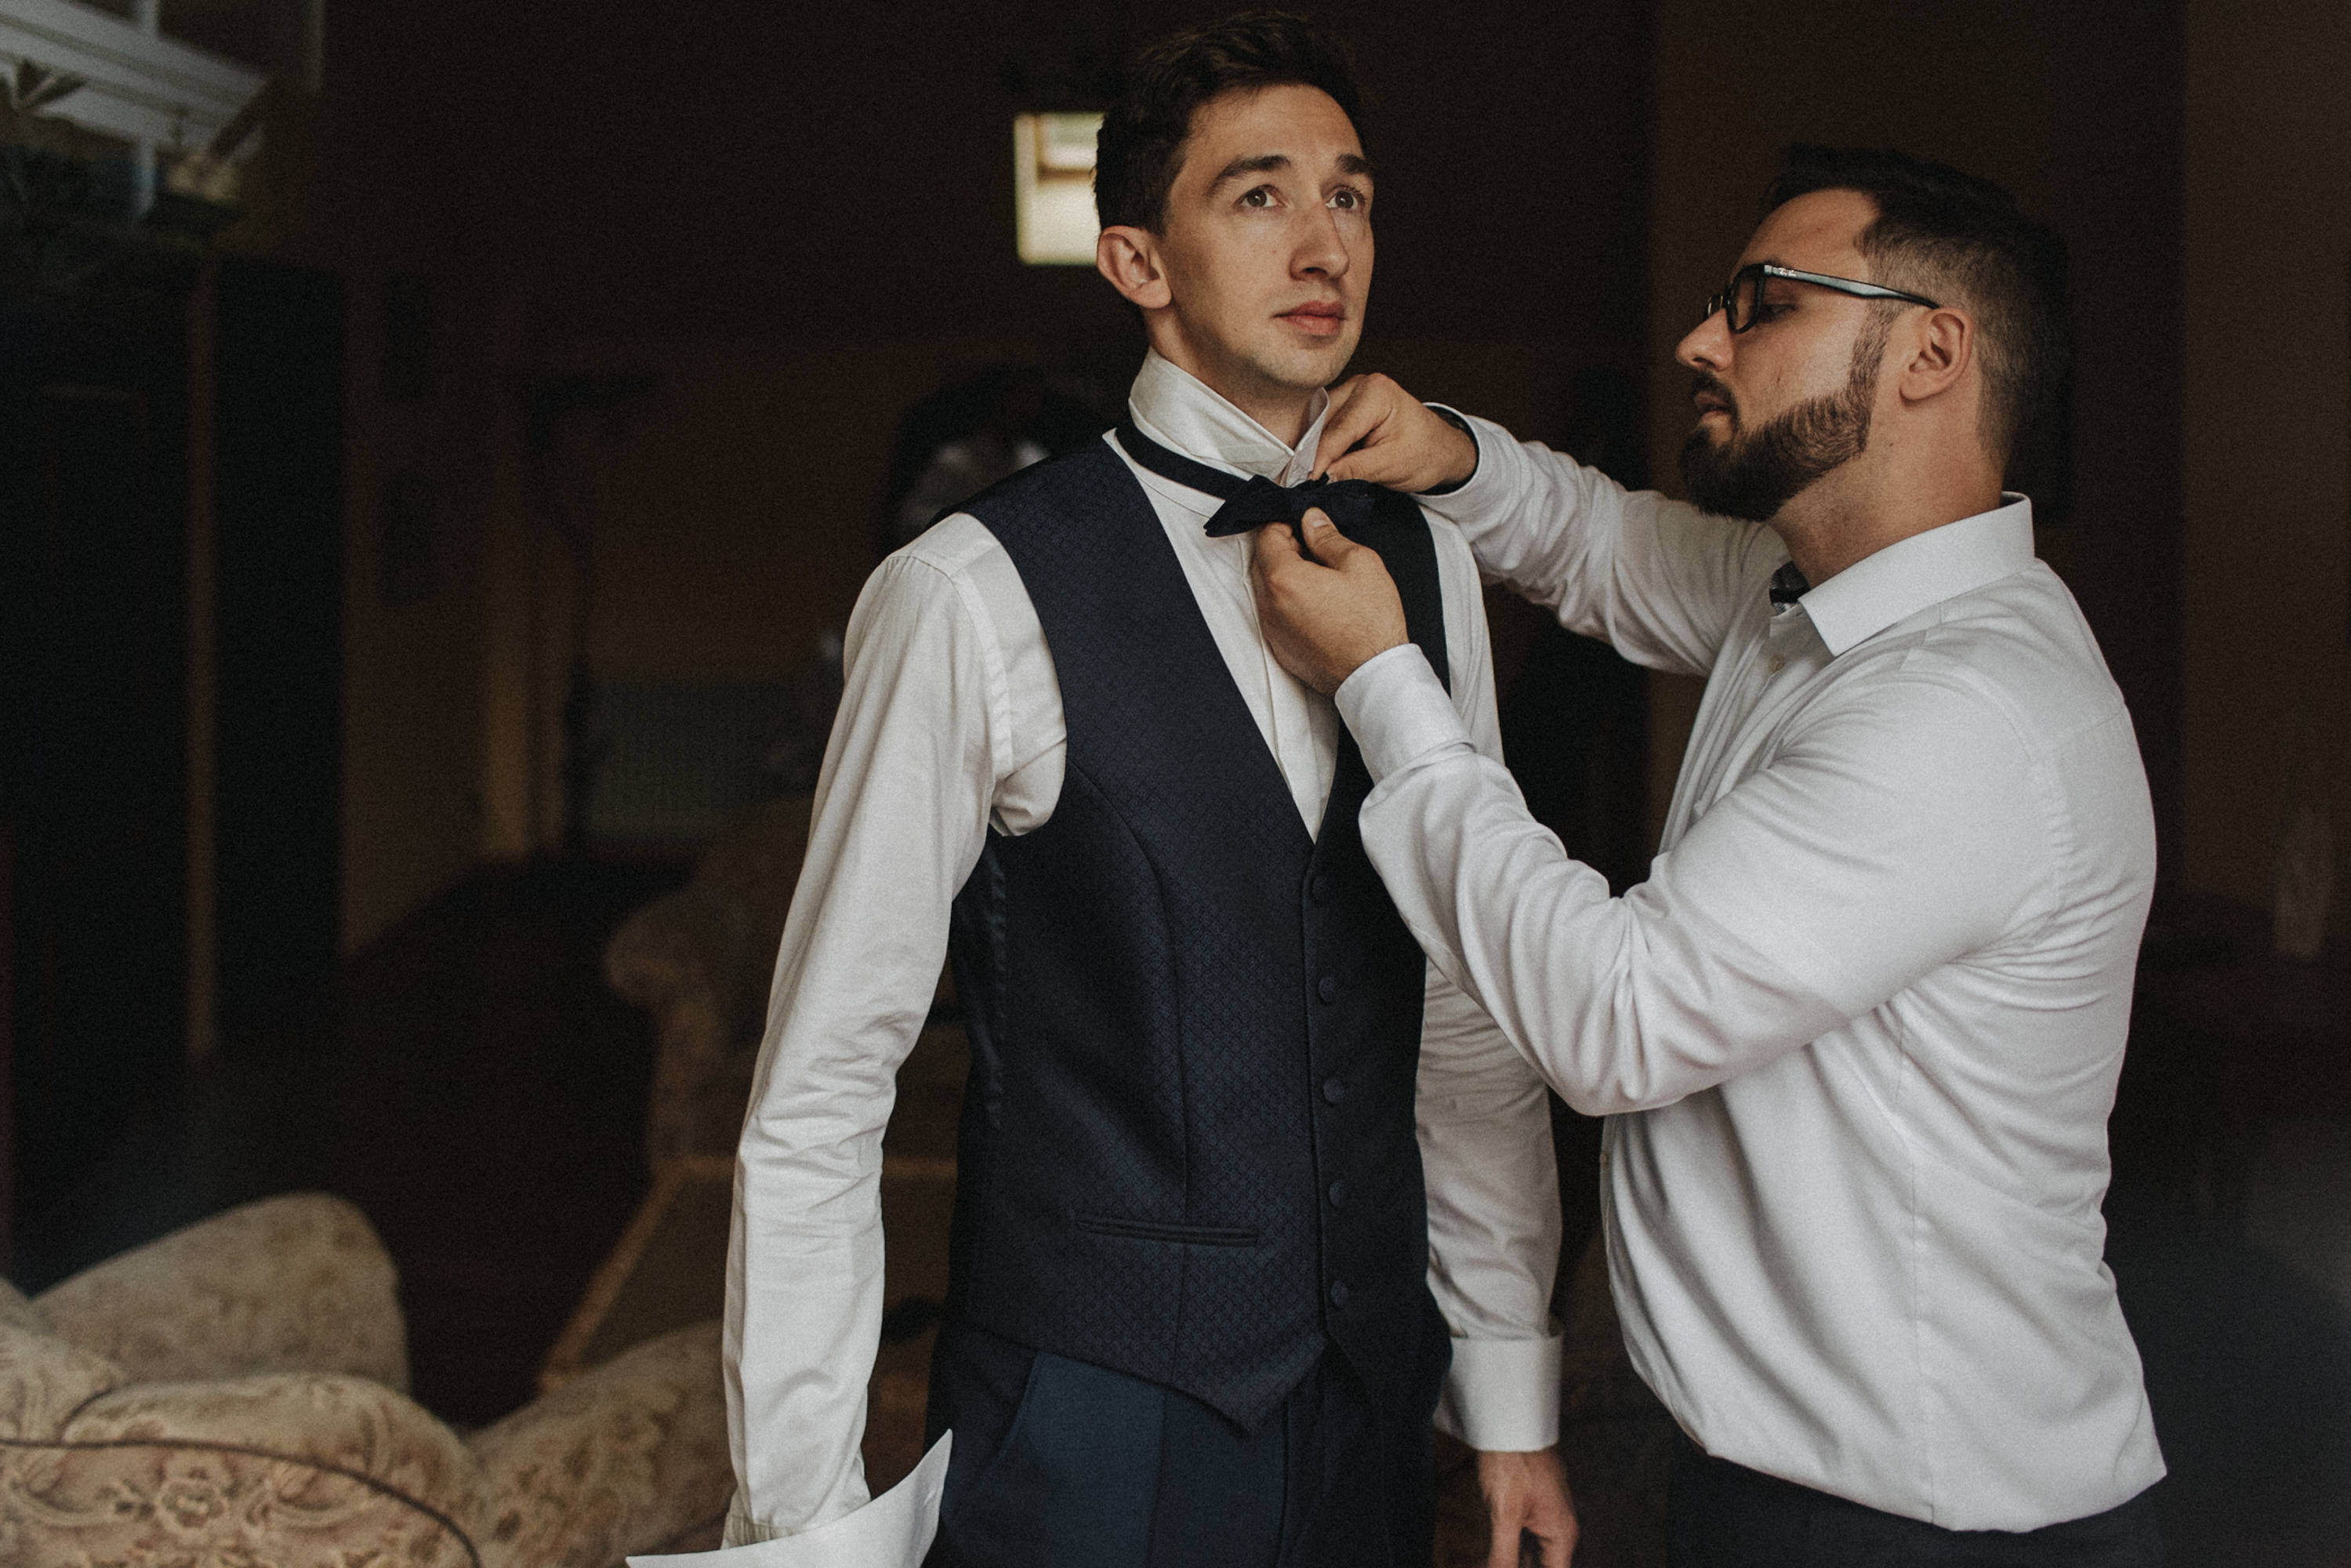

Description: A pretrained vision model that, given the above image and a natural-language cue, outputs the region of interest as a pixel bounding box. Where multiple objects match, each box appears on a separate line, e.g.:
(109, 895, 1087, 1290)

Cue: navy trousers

(922, 1308, 1450, 1568)
(1667, 1431, 2164, 1567)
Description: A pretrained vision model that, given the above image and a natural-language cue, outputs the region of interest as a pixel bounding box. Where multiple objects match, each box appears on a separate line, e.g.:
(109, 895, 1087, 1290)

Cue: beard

(1678, 333, 1883, 523)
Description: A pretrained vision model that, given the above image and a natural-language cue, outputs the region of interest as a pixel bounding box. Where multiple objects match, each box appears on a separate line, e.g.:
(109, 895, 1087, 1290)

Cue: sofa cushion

(0, 1280, 46, 1336)
(471, 1323, 730, 1568)
(64, 1370, 479, 1508)
(0, 1320, 122, 1442)
(35, 1192, 408, 1392)
(36, 1369, 484, 1563)
(0, 1435, 478, 1568)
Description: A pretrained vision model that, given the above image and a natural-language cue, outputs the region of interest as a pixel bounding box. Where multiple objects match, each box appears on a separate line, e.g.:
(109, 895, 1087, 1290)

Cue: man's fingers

(1485, 1508, 1525, 1568)
(1254, 517, 1306, 565)
(1297, 509, 1374, 572)
(1311, 374, 1391, 477)
(1250, 519, 1312, 602)
(1537, 1486, 1579, 1566)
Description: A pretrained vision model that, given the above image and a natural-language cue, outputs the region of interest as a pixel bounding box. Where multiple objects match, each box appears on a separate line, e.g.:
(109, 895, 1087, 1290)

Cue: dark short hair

(1763, 145, 2071, 465)
(1096, 12, 1362, 234)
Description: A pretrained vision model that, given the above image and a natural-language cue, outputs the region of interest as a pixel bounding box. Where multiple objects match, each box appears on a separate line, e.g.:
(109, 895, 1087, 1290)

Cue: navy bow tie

(1198, 472, 1382, 538)
(1769, 561, 1811, 608)
(1115, 419, 1383, 539)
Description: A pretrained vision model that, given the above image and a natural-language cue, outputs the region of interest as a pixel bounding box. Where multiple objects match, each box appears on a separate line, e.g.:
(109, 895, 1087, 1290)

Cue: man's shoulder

(886, 510, 1004, 584)
(1915, 564, 2128, 739)
(956, 433, 1127, 527)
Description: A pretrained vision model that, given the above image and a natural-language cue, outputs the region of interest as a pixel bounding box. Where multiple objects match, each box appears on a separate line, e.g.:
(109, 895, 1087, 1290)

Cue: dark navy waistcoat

(945, 436, 1451, 1431)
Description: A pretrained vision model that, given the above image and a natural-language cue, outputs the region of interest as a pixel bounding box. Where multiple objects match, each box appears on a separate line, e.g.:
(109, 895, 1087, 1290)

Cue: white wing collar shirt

(707, 355, 1563, 1565)
(1333, 416, 2164, 1533)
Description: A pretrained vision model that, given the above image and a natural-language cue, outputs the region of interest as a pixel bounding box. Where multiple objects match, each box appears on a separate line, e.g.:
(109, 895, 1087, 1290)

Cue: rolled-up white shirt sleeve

(1339, 642, 2050, 1116)
(721, 550, 1004, 1561)
(1412, 538, 1563, 1450)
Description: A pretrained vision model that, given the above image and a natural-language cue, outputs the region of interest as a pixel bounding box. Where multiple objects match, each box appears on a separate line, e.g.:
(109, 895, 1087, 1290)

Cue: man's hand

(1477, 1447, 1578, 1567)
(1310, 372, 1478, 491)
(1250, 510, 1408, 695)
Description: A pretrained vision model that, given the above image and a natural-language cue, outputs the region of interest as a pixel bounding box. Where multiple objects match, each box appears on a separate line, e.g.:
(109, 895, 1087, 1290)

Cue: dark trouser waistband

(1667, 1429, 2164, 1567)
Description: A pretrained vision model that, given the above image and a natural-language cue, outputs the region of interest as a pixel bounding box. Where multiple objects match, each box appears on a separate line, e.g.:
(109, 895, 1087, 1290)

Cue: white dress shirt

(1333, 415, 2166, 1533)
(716, 355, 1562, 1563)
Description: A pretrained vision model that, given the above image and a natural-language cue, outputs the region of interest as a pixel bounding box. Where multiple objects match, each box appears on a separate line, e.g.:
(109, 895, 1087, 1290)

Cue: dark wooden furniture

(0, 285, 191, 1260)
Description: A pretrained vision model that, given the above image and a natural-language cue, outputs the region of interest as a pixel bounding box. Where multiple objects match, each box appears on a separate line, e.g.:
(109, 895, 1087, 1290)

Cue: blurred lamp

(1014, 111, 1100, 266)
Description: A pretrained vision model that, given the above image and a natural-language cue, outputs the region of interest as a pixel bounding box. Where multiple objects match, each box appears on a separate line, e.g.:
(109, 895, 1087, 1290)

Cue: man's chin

(1257, 335, 1359, 394)
(1678, 429, 1775, 523)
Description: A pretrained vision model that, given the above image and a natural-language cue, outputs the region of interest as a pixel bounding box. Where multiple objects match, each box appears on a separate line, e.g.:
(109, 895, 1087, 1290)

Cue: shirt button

(1768, 653, 1787, 673)
(1328, 1279, 1351, 1308)
(1327, 1179, 1348, 1208)
(1321, 1076, 1347, 1105)
(1316, 974, 1340, 1004)
(1309, 873, 1333, 904)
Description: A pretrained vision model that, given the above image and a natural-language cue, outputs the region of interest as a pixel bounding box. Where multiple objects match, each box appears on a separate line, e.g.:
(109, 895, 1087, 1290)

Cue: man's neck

(1144, 339, 1319, 450)
(1772, 455, 2005, 584)
(1227, 385, 1317, 450)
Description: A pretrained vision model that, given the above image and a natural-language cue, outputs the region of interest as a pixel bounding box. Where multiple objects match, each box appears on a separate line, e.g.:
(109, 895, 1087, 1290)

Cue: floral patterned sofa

(0, 1192, 731, 1566)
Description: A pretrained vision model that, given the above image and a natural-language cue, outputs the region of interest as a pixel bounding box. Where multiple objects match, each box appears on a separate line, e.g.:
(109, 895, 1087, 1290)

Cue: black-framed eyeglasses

(1703, 262, 1939, 333)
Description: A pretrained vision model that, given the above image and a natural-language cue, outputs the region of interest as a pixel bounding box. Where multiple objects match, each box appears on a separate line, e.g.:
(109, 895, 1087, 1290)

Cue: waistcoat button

(1327, 1179, 1348, 1208)
(1316, 974, 1339, 1004)
(1321, 1076, 1346, 1104)
(1309, 872, 1333, 903)
(1329, 1279, 1350, 1308)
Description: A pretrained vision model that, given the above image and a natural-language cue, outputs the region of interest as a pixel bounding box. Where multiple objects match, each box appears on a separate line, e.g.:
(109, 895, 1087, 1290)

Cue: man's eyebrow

(1207, 151, 1374, 193)
(1209, 153, 1290, 191)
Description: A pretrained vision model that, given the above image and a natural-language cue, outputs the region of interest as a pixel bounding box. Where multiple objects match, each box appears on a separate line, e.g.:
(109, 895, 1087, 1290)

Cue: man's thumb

(1297, 508, 1349, 560)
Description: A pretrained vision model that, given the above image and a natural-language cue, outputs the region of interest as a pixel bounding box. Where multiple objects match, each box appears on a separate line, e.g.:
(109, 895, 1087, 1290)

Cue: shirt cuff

(1419, 405, 1479, 495)
(680, 1439, 949, 1567)
(1333, 643, 1473, 782)
(1435, 1334, 1564, 1450)
(1413, 409, 1521, 529)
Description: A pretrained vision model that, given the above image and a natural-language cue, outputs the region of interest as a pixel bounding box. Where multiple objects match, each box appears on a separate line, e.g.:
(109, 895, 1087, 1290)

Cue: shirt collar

(1126, 349, 1330, 493)
(1794, 495, 2037, 657)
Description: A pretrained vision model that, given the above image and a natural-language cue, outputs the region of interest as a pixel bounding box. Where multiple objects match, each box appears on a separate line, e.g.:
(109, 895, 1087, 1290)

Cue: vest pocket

(1076, 1214, 1260, 1247)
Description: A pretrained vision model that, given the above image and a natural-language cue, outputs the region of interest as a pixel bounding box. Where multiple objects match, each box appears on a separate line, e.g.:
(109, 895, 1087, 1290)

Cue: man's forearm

(1420, 412, 1758, 681)
(726, 553, 998, 1547)
(1419, 969, 1564, 1451)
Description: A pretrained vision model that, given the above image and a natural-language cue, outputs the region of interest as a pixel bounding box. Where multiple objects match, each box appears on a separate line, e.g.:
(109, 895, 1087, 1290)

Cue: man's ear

(1897, 304, 1975, 408)
(1097, 224, 1173, 310)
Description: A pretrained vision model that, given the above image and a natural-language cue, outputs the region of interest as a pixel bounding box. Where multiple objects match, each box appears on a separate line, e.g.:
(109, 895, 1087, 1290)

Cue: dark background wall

(9, 0, 2337, 1178)
(226, 0, 2346, 958)
(239, 0, 1654, 948)
(2179, 0, 2350, 909)
(1643, 0, 2186, 862)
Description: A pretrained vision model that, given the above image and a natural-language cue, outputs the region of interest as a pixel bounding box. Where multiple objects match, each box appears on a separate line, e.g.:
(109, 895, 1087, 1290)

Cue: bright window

(1014, 112, 1101, 266)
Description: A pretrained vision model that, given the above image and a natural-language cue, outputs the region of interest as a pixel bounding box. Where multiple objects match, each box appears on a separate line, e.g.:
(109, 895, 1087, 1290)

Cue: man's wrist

(1333, 644, 1469, 782)
(1438, 1334, 1566, 1450)
(1420, 404, 1481, 495)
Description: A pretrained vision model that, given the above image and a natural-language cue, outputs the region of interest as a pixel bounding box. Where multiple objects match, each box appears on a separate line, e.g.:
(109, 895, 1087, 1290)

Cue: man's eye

(1240, 186, 1275, 208)
(1329, 187, 1365, 211)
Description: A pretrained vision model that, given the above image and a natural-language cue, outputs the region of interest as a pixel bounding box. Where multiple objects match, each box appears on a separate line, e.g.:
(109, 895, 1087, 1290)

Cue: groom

(720, 14, 1572, 1566)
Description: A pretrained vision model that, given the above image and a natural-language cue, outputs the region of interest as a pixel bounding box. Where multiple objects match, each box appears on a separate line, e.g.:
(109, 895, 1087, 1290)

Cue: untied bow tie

(1114, 419, 1383, 539)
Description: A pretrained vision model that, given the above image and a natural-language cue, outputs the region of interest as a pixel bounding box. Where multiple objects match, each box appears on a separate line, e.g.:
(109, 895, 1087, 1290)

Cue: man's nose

(1293, 205, 1351, 278)
(1675, 310, 1729, 373)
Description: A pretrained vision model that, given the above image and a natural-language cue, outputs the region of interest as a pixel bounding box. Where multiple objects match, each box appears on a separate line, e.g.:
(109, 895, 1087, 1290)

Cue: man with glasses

(1244, 145, 2166, 1564)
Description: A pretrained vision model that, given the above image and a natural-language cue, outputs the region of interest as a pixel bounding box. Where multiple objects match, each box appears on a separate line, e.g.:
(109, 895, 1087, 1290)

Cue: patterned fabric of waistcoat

(947, 439, 1452, 1431)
